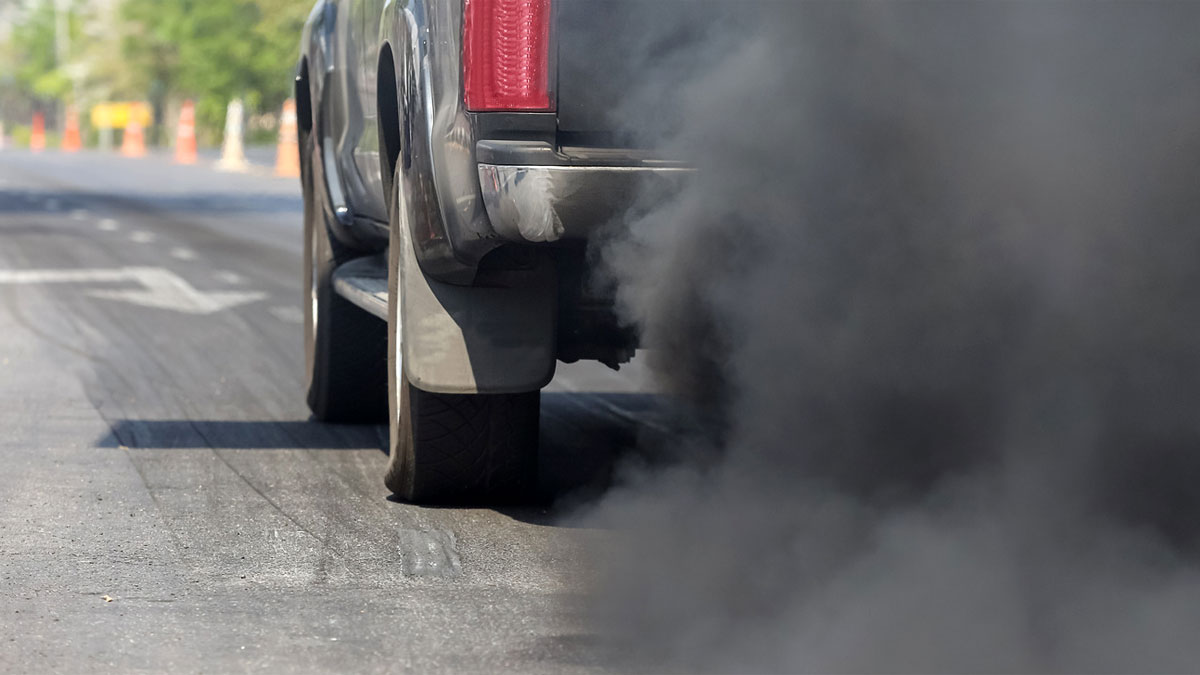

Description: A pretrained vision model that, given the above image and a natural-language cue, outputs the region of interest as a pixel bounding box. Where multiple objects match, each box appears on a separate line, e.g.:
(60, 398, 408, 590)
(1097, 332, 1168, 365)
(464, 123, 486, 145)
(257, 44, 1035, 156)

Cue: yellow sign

(90, 102, 153, 129)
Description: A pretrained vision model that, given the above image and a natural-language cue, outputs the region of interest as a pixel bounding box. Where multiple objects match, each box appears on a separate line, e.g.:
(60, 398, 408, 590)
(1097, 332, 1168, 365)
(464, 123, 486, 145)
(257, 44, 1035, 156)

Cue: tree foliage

(0, 0, 310, 141)
(4, 1, 84, 105)
(121, 0, 309, 136)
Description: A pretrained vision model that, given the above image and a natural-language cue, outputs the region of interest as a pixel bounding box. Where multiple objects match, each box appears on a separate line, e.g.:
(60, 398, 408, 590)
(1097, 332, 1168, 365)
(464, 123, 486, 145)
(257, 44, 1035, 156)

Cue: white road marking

(130, 231, 156, 244)
(268, 306, 304, 324)
(98, 219, 119, 231)
(70, 209, 89, 221)
(0, 267, 266, 315)
(169, 247, 196, 260)
(214, 270, 244, 285)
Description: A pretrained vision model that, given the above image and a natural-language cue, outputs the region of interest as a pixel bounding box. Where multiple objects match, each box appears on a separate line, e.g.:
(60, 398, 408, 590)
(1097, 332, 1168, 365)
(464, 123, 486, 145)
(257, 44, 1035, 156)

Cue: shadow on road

(95, 393, 671, 515)
(536, 392, 664, 503)
(97, 418, 383, 451)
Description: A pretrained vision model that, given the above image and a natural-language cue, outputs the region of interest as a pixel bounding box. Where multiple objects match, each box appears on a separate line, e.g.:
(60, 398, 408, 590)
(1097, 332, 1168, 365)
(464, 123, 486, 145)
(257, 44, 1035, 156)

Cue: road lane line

(268, 306, 304, 323)
(0, 269, 134, 283)
(0, 267, 266, 314)
(214, 270, 245, 285)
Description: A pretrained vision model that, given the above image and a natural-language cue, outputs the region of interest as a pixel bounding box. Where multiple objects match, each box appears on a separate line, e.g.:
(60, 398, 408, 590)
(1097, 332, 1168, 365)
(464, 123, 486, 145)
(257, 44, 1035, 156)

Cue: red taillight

(463, 0, 553, 112)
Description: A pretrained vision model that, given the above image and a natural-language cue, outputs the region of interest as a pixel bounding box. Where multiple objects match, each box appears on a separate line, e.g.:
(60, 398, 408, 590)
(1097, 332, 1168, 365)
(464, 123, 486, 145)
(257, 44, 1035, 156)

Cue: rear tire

(302, 114, 387, 423)
(383, 165, 540, 504)
(384, 374, 541, 504)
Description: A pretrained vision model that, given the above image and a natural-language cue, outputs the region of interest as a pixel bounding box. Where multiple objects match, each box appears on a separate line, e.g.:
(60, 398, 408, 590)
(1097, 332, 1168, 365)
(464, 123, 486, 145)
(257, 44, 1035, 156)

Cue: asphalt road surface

(0, 150, 658, 673)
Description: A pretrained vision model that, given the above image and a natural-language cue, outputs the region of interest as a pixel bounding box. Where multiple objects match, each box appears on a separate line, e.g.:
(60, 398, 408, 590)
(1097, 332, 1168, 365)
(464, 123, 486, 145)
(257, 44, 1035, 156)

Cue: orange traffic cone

(275, 99, 300, 178)
(174, 100, 198, 165)
(62, 106, 82, 153)
(121, 115, 146, 158)
(30, 113, 46, 152)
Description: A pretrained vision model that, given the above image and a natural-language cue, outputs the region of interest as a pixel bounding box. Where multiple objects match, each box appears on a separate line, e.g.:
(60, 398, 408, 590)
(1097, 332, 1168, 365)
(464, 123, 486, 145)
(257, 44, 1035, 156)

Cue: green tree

(251, 0, 310, 109)
(121, 0, 309, 143)
(1, 0, 311, 144)
(5, 0, 84, 105)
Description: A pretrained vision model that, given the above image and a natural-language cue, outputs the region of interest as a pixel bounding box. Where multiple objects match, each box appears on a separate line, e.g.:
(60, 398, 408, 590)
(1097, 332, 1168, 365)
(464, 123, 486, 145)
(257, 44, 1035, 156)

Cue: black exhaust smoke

(577, 2, 1200, 671)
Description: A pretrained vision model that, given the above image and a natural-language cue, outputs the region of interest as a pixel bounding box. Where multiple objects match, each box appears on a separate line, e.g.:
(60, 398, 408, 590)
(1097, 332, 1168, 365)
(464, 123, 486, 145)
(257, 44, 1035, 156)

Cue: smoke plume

(580, 2, 1200, 671)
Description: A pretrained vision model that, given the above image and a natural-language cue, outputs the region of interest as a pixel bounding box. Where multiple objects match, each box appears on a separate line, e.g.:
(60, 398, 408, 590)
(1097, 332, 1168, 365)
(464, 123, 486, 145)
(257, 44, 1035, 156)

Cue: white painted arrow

(0, 267, 266, 315)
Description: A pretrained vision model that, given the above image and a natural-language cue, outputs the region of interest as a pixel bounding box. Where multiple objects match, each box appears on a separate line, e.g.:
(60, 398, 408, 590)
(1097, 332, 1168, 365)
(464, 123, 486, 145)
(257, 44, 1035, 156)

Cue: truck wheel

(302, 120, 387, 423)
(383, 372, 540, 504)
(383, 167, 539, 504)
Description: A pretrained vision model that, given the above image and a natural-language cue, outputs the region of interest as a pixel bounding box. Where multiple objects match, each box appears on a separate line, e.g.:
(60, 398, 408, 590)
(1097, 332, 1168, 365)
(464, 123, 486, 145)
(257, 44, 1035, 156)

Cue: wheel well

(296, 58, 313, 135)
(377, 43, 402, 198)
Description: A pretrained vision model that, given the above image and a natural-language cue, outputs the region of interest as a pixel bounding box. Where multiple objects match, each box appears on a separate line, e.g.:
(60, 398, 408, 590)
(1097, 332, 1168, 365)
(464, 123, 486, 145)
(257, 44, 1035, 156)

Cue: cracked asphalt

(0, 150, 655, 673)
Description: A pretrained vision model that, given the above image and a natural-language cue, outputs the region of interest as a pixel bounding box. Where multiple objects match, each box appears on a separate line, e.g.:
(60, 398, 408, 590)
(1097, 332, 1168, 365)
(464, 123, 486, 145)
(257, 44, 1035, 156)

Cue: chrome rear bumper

(475, 141, 690, 243)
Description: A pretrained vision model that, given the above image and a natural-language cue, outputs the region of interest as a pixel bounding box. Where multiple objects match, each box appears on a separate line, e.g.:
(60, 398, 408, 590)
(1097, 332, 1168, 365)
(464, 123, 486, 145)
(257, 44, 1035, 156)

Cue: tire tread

(387, 385, 539, 504)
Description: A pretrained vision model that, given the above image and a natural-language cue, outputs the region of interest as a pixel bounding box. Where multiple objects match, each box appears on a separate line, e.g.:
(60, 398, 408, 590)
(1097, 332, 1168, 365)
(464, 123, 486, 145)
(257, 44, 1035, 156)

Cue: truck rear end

(452, 0, 737, 368)
(464, 0, 732, 246)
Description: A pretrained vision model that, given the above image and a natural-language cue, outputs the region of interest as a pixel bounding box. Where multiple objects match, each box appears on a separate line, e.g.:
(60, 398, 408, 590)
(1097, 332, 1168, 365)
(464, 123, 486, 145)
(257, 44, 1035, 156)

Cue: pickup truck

(297, 0, 695, 503)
